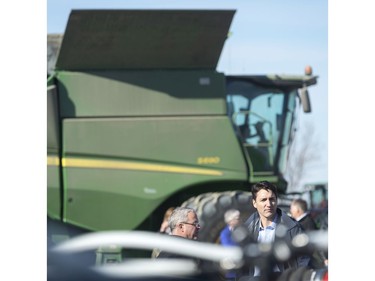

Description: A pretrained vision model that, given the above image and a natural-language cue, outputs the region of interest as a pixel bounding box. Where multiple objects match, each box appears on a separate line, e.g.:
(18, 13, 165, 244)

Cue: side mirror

(300, 86, 311, 113)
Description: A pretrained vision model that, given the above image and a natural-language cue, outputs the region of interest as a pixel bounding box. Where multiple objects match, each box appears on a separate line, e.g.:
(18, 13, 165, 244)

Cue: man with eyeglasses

(156, 206, 200, 258)
(156, 207, 222, 280)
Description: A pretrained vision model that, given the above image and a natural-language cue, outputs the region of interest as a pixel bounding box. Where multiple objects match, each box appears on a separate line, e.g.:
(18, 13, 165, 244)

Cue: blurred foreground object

(48, 230, 327, 281)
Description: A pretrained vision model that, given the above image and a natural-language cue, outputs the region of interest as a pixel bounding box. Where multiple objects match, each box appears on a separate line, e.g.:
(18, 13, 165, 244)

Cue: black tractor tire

(181, 191, 256, 243)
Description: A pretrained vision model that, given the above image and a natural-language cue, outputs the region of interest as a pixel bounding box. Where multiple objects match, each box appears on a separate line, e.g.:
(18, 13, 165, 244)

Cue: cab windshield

(226, 79, 297, 178)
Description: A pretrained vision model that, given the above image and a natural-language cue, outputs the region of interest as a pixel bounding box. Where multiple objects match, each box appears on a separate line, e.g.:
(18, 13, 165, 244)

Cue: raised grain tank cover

(55, 9, 235, 71)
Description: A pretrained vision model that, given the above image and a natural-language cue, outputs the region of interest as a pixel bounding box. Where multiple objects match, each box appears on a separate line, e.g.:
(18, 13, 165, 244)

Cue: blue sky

(47, 0, 328, 187)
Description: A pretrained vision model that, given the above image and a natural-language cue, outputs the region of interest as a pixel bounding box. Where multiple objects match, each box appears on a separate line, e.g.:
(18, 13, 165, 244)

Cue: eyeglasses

(181, 221, 201, 228)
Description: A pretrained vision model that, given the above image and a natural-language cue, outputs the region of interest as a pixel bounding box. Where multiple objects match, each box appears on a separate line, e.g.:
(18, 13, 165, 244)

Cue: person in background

(220, 209, 241, 246)
(242, 181, 310, 280)
(151, 206, 176, 258)
(159, 206, 175, 234)
(317, 206, 329, 267)
(220, 209, 241, 280)
(290, 198, 328, 268)
(289, 198, 317, 231)
(314, 199, 328, 230)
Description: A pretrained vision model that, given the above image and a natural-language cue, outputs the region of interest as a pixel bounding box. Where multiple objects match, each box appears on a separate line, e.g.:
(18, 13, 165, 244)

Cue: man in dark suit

(289, 198, 317, 231)
(290, 198, 328, 269)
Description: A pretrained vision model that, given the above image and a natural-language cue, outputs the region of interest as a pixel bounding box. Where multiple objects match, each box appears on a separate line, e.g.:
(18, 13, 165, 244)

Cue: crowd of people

(154, 181, 328, 281)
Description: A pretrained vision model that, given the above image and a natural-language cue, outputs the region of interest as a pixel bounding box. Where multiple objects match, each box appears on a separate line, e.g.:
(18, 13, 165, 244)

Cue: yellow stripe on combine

(48, 157, 223, 176)
(47, 156, 59, 166)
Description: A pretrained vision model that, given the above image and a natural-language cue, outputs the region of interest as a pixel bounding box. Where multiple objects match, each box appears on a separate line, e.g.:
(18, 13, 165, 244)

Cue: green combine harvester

(47, 9, 318, 245)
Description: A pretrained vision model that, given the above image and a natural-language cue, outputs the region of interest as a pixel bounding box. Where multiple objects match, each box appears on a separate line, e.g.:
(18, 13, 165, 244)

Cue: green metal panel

(56, 70, 226, 118)
(47, 85, 61, 219)
(62, 116, 247, 231)
(47, 154, 61, 220)
(55, 9, 235, 70)
(47, 85, 60, 149)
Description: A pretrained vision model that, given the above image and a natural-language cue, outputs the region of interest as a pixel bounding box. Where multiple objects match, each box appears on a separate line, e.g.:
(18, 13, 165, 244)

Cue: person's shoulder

(157, 248, 191, 259)
(279, 208, 300, 228)
(157, 250, 202, 266)
(244, 211, 258, 224)
(305, 215, 318, 229)
(157, 251, 178, 258)
(220, 225, 230, 233)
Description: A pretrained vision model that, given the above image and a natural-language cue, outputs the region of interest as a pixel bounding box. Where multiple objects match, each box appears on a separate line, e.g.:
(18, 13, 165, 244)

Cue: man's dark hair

(251, 181, 278, 200)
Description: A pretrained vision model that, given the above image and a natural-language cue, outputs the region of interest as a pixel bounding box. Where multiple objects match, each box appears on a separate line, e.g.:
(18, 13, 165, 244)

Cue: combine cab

(47, 9, 318, 244)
